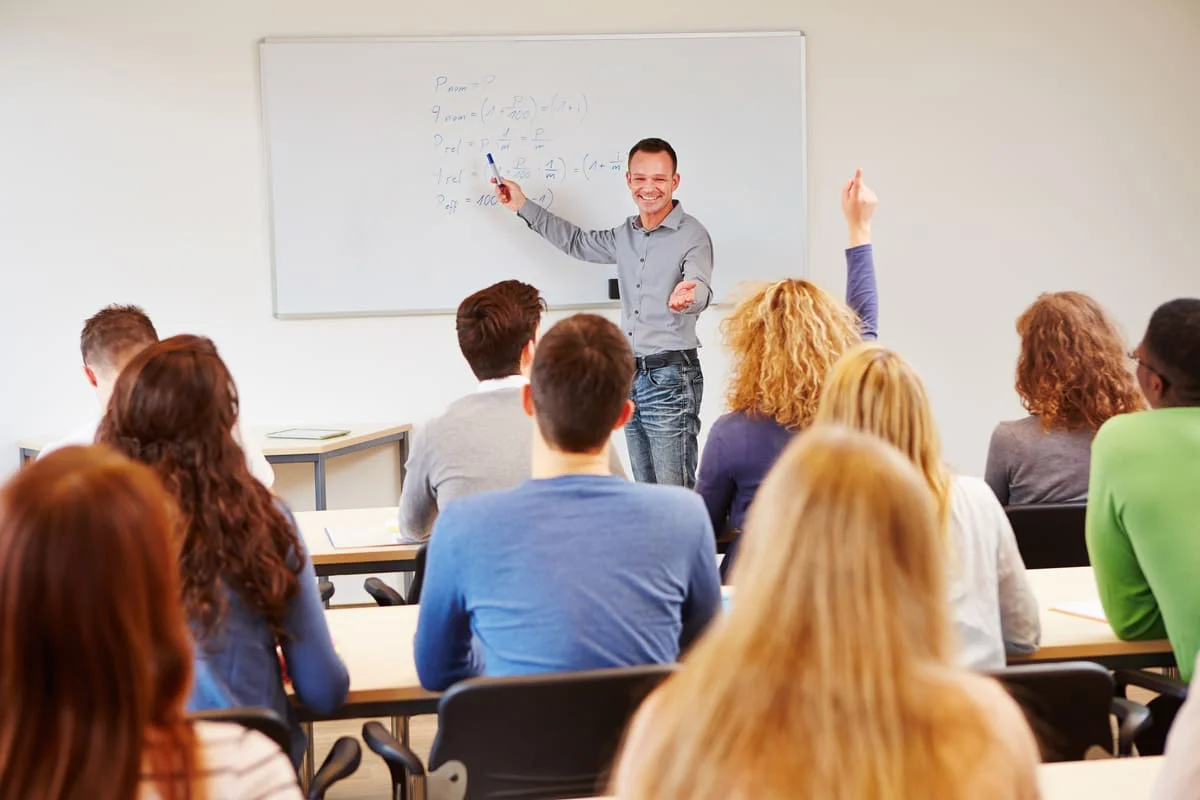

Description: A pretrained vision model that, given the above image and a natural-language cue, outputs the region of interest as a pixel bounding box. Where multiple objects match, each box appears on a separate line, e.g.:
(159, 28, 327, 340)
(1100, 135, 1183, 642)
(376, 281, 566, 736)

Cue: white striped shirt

(139, 722, 301, 800)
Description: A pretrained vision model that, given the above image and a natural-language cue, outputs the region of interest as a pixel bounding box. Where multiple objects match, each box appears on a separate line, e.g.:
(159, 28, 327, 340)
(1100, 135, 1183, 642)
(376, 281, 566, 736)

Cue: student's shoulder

(434, 483, 528, 532)
(1094, 409, 1157, 450)
(624, 482, 710, 526)
(190, 721, 301, 796)
(952, 474, 1003, 507)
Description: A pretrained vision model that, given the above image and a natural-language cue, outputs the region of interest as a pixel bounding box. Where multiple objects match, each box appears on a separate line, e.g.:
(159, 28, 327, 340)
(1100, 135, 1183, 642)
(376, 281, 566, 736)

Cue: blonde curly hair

(723, 279, 864, 430)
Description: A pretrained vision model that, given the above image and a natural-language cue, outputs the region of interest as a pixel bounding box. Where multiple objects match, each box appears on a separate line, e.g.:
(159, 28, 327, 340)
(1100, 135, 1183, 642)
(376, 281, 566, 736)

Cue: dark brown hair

(80, 303, 159, 372)
(628, 137, 678, 173)
(1144, 298, 1200, 406)
(97, 334, 302, 642)
(0, 445, 197, 800)
(1015, 292, 1145, 431)
(530, 313, 634, 452)
(456, 280, 546, 380)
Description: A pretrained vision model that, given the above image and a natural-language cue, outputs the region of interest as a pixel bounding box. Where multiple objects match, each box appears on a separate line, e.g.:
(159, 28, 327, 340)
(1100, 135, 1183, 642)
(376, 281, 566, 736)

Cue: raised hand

(841, 168, 878, 247)
(668, 280, 697, 312)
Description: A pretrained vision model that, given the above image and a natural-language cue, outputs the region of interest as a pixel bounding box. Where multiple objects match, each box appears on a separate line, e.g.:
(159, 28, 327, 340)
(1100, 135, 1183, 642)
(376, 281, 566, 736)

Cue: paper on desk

(324, 523, 397, 549)
(1050, 600, 1108, 623)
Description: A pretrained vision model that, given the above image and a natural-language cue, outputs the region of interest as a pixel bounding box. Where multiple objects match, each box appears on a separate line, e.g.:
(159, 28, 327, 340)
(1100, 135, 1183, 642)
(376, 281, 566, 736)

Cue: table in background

(19, 421, 411, 511)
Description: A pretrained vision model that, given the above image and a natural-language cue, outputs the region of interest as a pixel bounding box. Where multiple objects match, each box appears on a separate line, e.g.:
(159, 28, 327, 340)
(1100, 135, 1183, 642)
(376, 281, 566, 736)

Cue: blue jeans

(626, 357, 704, 487)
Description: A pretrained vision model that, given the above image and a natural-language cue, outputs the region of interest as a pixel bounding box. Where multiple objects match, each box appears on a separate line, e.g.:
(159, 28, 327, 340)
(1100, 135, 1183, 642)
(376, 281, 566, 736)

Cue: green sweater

(1086, 407, 1200, 681)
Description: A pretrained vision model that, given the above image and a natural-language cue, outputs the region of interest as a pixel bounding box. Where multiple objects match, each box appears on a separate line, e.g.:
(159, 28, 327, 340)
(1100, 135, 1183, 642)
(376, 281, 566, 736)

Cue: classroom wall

(2, 0, 1198, 488)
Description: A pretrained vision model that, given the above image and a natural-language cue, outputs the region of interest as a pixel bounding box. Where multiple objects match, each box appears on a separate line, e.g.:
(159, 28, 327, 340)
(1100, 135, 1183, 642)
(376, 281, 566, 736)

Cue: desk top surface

(296, 506, 420, 566)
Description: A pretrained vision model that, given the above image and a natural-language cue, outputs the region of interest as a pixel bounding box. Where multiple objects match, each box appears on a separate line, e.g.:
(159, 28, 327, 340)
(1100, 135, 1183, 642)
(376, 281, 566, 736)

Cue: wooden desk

(295, 506, 422, 577)
(1038, 756, 1162, 799)
(295, 605, 438, 722)
(1014, 568, 1174, 669)
(19, 422, 411, 512)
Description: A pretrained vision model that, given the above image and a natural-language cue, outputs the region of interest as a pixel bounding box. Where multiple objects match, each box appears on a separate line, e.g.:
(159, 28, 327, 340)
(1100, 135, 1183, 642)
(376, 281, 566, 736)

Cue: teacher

(493, 137, 714, 488)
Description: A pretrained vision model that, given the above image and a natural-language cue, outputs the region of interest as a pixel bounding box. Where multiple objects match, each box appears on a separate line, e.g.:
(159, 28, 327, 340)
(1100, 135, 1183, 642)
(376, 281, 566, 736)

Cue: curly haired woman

(985, 292, 1145, 506)
(696, 170, 878, 579)
(97, 334, 349, 767)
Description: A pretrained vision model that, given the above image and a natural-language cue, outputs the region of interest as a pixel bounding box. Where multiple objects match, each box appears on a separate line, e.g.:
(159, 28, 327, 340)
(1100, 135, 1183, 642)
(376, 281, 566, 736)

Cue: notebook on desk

(324, 525, 398, 549)
(1050, 600, 1108, 623)
(266, 427, 350, 440)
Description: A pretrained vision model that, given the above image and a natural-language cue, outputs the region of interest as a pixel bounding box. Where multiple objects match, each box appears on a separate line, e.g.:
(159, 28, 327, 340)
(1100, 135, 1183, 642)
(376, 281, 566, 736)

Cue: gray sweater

(398, 386, 624, 541)
(984, 415, 1094, 506)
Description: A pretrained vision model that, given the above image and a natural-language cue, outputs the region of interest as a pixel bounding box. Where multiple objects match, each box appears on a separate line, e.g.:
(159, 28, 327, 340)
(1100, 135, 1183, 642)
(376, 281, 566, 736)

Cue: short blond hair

(722, 279, 863, 430)
(611, 427, 995, 799)
(815, 343, 953, 528)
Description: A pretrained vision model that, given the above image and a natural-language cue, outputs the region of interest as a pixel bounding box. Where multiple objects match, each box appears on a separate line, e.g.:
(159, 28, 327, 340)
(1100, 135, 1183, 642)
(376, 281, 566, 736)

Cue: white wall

(2, 0, 1198, 488)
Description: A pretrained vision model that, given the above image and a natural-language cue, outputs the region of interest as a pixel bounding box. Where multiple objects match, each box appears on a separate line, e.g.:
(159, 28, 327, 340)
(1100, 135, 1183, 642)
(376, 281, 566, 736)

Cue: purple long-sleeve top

(696, 244, 879, 579)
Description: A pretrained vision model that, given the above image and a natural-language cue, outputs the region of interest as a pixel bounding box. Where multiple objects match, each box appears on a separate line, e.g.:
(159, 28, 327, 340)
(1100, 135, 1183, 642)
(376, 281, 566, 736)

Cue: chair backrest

(985, 661, 1115, 761)
(429, 664, 676, 799)
(188, 706, 292, 760)
(364, 576, 407, 606)
(1004, 503, 1089, 569)
(407, 543, 428, 605)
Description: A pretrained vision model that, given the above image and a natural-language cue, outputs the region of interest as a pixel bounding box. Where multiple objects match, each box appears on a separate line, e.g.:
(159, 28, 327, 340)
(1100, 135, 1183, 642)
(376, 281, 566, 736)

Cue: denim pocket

(647, 363, 688, 388)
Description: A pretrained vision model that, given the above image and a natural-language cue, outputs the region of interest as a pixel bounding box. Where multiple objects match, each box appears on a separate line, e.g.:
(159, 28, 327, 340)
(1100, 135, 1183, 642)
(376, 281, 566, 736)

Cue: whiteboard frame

(258, 31, 808, 319)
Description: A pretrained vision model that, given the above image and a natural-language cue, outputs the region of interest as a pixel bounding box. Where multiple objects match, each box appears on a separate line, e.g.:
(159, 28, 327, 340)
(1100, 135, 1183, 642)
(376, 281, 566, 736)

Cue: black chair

(365, 576, 407, 606)
(1004, 503, 1089, 569)
(362, 664, 675, 799)
(407, 543, 428, 604)
(985, 661, 1150, 760)
(1115, 668, 1188, 755)
(189, 707, 362, 799)
(318, 579, 335, 604)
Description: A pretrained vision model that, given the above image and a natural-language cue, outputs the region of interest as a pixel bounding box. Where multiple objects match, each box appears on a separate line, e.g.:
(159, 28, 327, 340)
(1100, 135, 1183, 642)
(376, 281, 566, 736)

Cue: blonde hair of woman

(611, 427, 1039, 799)
(813, 343, 1041, 668)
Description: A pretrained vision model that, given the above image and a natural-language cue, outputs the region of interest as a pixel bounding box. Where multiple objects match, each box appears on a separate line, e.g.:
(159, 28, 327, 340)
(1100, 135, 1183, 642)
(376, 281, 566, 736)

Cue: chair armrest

(363, 720, 426, 788)
(318, 580, 335, 604)
(1110, 698, 1153, 756)
(1114, 669, 1188, 701)
(308, 736, 361, 799)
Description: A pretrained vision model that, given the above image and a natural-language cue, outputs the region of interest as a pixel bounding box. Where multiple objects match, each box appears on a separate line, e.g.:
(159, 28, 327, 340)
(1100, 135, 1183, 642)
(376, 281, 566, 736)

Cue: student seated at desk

(1088, 298, 1200, 752)
(985, 292, 1143, 505)
(96, 334, 349, 767)
(695, 169, 879, 580)
(38, 303, 275, 488)
(0, 446, 301, 799)
(611, 428, 1040, 800)
(398, 280, 622, 542)
(814, 344, 1041, 668)
(413, 314, 721, 691)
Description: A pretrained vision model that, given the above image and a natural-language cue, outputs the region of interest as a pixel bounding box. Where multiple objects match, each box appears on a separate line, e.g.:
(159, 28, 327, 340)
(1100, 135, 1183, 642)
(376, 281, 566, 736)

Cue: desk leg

(391, 716, 411, 800)
(303, 721, 316, 790)
(313, 456, 328, 511)
(398, 432, 408, 488)
(19, 448, 37, 466)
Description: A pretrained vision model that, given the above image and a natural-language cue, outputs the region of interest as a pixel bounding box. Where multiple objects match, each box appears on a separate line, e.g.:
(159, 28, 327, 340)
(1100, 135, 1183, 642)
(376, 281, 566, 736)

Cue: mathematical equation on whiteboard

(427, 73, 624, 216)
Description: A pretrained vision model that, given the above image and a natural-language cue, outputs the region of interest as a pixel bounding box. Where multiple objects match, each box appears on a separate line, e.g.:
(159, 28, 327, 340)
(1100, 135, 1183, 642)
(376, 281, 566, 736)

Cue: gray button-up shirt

(517, 200, 714, 357)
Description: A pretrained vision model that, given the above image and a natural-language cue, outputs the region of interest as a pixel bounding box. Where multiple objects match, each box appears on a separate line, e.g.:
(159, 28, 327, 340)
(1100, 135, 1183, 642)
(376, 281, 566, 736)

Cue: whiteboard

(259, 33, 807, 318)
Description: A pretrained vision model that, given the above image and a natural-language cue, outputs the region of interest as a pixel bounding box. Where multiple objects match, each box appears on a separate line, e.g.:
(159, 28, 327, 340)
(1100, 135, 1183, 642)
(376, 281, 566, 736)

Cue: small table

(295, 506, 423, 577)
(19, 422, 411, 512)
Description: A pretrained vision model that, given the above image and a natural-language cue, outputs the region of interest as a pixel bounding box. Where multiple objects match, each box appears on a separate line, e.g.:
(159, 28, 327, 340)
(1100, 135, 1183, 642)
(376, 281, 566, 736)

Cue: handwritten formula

(428, 73, 624, 216)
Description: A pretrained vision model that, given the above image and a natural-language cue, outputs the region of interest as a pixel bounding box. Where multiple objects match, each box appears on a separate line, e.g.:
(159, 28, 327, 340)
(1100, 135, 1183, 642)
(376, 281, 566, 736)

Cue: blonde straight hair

(815, 343, 954, 529)
(610, 427, 992, 799)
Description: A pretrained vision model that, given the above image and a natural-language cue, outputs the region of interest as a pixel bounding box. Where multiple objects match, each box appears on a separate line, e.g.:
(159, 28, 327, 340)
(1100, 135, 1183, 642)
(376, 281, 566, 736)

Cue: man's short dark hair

(456, 280, 546, 381)
(80, 304, 159, 372)
(1145, 298, 1200, 405)
(530, 314, 635, 453)
(628, 138, 677, 174)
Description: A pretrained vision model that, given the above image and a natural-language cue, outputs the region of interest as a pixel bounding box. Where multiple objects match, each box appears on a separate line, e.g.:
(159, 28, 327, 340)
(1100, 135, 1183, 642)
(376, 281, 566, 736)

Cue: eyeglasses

(1128, 350, 1171, 386)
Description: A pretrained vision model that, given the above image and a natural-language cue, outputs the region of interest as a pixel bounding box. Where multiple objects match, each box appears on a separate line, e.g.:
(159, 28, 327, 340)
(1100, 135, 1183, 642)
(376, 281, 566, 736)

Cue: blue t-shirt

(413, 474, 722, 691)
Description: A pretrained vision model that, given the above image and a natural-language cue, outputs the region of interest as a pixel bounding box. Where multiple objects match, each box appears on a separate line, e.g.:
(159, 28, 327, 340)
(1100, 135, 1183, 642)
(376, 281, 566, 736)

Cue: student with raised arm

(815, 344, 1041, 668)
(413, 314, 721, 691)
(39, 303, 274, 488)
(398, 279, 623, 542)
(611, 428, 1040, 800)
(97, 335, 348, 766)
(494, 138, 712, 488)
(0, 446, 302, 799)
(696, 169, 878, 579)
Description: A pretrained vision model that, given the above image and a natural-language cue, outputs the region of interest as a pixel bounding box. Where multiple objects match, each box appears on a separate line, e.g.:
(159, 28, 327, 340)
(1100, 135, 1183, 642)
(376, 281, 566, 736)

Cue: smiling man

(494, 138, 714, 487)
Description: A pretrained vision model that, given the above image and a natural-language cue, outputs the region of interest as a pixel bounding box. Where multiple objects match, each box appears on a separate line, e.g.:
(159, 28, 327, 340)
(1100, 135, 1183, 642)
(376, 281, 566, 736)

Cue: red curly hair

(1015, 292, 1145, 432)
(97, 335, 301, 643)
